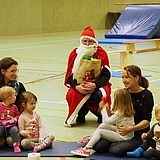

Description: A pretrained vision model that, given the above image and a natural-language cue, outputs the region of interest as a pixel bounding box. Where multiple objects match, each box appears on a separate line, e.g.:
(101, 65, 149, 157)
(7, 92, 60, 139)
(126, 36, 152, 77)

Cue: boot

(127, 147, 144, 157)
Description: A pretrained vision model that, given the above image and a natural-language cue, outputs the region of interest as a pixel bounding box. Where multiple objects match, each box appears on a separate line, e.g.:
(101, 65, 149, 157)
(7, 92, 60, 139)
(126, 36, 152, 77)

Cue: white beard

(72, 44, 97, 79)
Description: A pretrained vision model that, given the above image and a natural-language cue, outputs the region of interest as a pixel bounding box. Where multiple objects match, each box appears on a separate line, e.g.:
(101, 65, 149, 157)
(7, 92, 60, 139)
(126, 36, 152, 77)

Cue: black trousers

(93, 137, 143, 156)
(77, 90, 102, 118)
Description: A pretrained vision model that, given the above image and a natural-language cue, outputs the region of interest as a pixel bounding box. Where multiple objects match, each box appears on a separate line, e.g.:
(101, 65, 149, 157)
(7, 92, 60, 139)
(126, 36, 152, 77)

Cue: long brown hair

(0, 57, 18, 86)
(18, 91, 37, 113)
(124, 65, 149, 89)
(112, 88, 135, 117)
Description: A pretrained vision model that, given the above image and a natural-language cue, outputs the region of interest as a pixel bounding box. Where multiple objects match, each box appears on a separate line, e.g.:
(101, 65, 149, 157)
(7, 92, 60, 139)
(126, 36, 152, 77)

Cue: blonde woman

(71, 88, 135, 157)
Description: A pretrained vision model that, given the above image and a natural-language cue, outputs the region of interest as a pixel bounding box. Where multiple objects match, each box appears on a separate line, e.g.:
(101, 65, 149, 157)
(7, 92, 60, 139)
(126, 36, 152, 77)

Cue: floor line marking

(39, 100, 67, 104)
(38, 80, 159, 105)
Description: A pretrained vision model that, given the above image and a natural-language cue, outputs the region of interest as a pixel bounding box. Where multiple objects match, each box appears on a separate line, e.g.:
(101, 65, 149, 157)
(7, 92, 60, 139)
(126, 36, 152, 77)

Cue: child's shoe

(34, 146, 39, 153)
(13, 142, 21, 153)
(34, 143, 47, 152)
(77, 136, 91, 145)
(34, 135, 55, 152)
(71, 147, 90, 157)
(127, 147, 144, 157)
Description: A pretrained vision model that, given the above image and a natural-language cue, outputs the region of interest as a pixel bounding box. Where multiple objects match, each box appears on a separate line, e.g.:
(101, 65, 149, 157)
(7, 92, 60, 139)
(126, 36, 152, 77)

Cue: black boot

(76, 116, 86, 124)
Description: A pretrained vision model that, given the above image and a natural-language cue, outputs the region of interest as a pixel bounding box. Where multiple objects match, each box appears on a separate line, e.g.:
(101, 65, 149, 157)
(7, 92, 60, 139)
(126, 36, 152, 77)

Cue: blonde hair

(112, 88, 135, 117)
(0, 86, 15, 101)
(155, 104, 160, 112)
(18, 91, 37, 113)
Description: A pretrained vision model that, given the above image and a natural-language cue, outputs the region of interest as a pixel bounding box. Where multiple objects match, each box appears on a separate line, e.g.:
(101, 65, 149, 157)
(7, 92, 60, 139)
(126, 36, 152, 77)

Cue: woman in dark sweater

(0, 57, 26, 148)
(93, 65, 154, 156)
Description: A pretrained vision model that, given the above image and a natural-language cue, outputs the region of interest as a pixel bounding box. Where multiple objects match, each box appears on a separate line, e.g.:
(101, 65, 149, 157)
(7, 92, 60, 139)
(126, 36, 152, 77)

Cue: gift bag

(75, 58, 101, 84)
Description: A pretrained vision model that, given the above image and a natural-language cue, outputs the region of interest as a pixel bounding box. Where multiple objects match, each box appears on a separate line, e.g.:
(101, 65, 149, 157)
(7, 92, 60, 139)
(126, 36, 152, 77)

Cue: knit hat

(80, 26, 98, 44)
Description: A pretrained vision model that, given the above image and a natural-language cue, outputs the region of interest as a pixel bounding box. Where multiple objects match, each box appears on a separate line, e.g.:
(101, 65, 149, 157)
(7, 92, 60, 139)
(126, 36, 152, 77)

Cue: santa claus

(64, 26, 111, 127)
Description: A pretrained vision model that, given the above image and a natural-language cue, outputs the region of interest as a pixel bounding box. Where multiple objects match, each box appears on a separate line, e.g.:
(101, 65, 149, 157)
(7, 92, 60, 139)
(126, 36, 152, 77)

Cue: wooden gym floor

(0, 30, 160, 160)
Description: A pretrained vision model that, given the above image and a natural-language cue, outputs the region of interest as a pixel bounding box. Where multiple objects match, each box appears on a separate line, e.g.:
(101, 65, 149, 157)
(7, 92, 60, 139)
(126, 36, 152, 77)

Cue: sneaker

(71, 147, 90, 157)
(77, 136, 91, 145)
(127, 147, 144, 157)
(14, 145, 21, 153)
(64, 122, 75, 127)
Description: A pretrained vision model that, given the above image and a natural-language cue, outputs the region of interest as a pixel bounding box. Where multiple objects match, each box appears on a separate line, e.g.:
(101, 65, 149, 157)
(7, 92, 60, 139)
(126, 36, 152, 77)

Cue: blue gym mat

(85, 152, 147, 160)
(97, 38, 146, 44)
(0, 141, 82, 157)
(112, 71, 151, 78)
(105, 5, 160, 39)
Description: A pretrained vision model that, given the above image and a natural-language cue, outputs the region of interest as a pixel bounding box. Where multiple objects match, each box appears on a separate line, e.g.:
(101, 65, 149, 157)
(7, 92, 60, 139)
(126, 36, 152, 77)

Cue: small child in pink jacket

(18, 91, 55, 152)
(0, 86, 21, 153)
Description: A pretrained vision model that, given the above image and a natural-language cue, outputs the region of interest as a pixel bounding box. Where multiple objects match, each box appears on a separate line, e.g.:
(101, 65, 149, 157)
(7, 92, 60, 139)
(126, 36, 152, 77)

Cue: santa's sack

(75, 58, 101, 84)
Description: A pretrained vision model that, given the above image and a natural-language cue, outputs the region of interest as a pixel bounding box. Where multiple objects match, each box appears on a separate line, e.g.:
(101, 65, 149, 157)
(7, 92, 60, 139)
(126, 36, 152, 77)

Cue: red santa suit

(64, 27, 111, 127)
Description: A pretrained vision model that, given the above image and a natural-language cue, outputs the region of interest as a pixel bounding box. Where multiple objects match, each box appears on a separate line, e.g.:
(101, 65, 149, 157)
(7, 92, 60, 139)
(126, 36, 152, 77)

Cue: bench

(124, 38, 160, 53)
(108, 38, 160, 69)
(108, 50, 128, 69)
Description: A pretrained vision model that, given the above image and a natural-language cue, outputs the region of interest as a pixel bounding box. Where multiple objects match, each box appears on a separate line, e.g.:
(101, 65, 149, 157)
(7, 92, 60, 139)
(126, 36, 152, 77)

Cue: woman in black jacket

(0, 57, 26, 148)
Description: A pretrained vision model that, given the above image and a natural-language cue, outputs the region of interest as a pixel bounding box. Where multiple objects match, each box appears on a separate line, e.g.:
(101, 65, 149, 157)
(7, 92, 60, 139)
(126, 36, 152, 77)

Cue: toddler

(18, 91, 55, 152)
(0, 86, 21, 153)
(71, 88, 135, 156)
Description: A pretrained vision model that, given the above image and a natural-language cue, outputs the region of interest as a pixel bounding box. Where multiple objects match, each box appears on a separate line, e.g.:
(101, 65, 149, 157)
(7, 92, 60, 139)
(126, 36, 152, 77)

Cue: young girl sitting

(18, 91, 55, 152)
(0, 86, 21, 153)
(71, 88, 135, 157)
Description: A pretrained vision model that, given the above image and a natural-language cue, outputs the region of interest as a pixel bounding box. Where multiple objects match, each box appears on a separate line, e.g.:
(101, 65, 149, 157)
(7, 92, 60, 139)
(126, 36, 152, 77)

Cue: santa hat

(80, 26, 98, 45)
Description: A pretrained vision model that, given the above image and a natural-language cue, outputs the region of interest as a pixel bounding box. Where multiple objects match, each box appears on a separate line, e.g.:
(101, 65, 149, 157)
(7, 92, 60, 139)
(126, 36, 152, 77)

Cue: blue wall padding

(105, 5, 160, 39)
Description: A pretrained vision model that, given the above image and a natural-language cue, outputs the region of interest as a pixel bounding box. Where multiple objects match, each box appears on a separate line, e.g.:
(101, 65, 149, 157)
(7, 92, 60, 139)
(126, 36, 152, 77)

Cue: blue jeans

(93, 137, 143, 156)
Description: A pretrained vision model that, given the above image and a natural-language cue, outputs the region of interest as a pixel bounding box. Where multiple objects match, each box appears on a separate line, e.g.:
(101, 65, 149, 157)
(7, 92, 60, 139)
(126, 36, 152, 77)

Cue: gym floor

(0, 30, 159, 160)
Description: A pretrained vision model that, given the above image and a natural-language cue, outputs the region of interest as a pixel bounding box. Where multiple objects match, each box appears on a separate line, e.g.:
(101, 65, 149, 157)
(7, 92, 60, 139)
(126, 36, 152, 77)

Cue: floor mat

(0, 141, 81, 157)
(85, 152, 147, 160)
